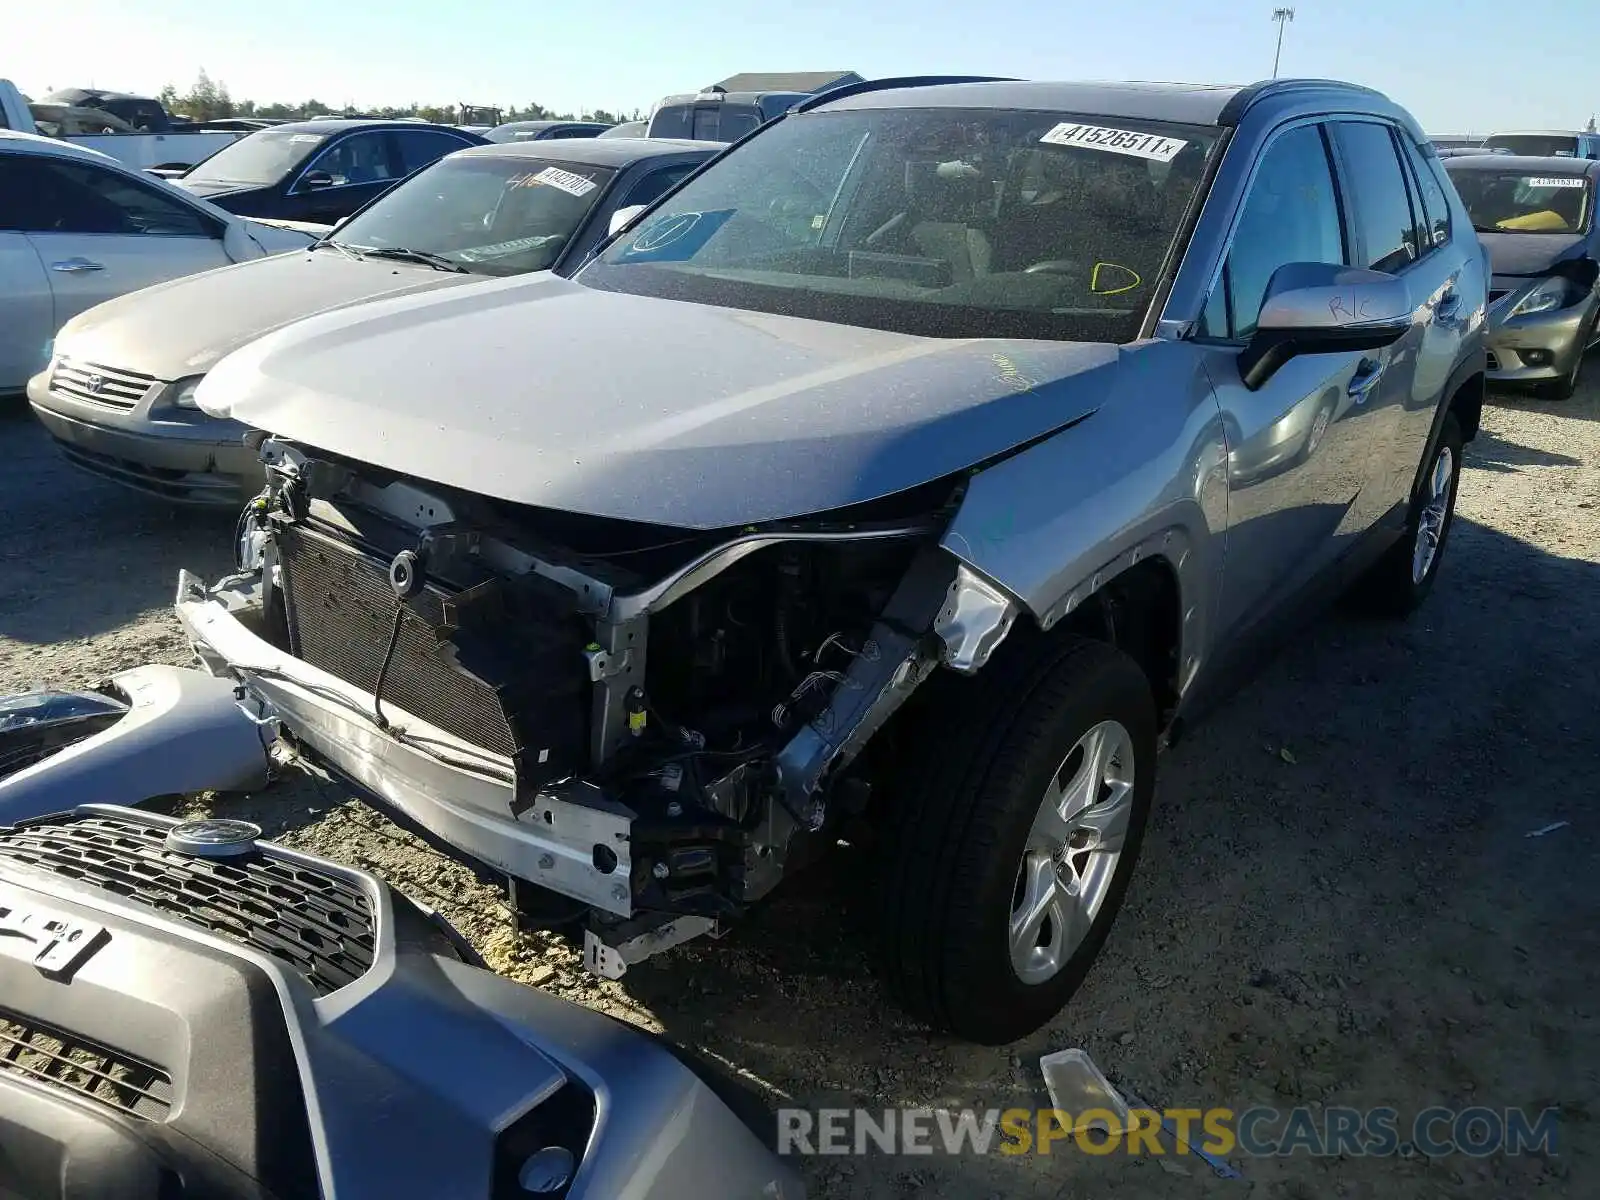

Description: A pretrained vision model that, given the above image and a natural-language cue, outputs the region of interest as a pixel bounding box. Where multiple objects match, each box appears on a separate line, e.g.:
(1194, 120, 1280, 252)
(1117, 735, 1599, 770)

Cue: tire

(1352, 411, 1464, 616)
(876, 633, 1157, 1044)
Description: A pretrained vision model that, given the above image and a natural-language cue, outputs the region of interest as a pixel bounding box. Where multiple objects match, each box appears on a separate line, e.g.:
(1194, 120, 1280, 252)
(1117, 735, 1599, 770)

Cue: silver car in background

(1446, 154, 1600, 398)
(27, 137, 718, 502)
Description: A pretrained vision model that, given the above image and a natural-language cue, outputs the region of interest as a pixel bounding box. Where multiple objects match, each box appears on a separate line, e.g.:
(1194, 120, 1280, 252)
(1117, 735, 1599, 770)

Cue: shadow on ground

(0, 404, 236, 643)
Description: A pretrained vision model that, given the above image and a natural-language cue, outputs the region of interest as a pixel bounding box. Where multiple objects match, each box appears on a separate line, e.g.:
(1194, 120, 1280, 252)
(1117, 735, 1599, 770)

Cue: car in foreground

(170, 119, 486, 222)
(1480, 129, 1600, 159)
(27, 137, 719, 502)
(1446, 154, 1600, 398)
(174, 76, 1483, 1045)
(0, 800, 801, 1199)
(0, 130, 318, 395)
(486, 119, 616, 142)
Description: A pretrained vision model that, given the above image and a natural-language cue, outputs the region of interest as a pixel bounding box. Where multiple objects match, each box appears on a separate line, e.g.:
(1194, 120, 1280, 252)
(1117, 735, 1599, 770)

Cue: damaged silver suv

(173, 77, 1486, 1044)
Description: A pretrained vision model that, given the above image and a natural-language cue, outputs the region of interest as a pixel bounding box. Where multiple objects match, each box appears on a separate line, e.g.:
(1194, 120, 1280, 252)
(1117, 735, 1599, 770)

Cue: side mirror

(1238, 263, 1413, 390)
(608, 204, 648, 238)
(300, 169, 335, 192)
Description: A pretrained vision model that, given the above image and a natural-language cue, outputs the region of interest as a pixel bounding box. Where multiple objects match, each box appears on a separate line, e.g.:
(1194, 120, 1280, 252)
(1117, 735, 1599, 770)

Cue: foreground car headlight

(169, 375, 207, 409)
(1508, 275, 1577, 318)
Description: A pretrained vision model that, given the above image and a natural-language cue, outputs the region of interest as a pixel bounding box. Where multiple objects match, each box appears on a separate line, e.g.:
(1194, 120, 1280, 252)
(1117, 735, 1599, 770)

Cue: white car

(0, 130, 321, 393)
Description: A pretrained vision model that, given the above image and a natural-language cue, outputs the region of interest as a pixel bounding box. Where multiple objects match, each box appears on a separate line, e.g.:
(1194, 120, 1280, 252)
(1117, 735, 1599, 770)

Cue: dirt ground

(2, 377, 1596, 1199)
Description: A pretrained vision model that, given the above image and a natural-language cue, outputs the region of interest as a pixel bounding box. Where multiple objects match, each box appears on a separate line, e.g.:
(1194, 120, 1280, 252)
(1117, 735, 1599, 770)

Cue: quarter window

(1334, 121, 1421, 274)
(1397, 136, 1452, 252)
(1204, 123, 1346, 340)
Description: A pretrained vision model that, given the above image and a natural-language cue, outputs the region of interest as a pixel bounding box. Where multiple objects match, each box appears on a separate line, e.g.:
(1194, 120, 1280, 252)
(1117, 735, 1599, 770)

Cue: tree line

(156, 70, 637, 126)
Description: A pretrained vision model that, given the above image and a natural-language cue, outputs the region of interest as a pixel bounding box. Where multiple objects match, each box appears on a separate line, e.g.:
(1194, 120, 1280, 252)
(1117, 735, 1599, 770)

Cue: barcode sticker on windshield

(530, 166, 598, 196)
(1039, 123, 1188, 163)
(289, 134, 321, 143)
(1527, 176, 1586, 188)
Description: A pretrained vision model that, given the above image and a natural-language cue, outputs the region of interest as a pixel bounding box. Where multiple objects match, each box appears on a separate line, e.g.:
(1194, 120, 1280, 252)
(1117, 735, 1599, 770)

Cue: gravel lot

(2, 377, 1596, 1199)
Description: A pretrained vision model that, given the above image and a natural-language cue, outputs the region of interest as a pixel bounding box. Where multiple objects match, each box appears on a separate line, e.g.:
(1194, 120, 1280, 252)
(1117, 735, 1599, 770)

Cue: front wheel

(1351, 411, 1464, 616)
(876, 635, 1157, 1044)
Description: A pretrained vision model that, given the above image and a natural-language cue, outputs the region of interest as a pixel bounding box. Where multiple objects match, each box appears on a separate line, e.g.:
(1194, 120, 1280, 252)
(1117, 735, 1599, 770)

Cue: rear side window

(392, 129, 471, 174)
(1396, 137, 1453, 252)
(648, 105, 693, 140)
(1333, 122, 1420, 273)
(1203, 123, 1347, 340)
(622, 164, 696, 208)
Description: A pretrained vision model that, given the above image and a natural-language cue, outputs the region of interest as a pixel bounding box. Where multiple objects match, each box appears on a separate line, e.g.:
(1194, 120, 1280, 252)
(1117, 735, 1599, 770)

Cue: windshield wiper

(359, 246, 467, 273)
(309, 238, 365, 261)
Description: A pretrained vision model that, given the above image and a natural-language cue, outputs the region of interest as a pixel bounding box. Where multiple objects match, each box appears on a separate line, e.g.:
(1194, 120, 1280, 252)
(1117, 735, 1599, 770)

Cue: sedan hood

(198, 273, 1119, 529)
(56, 251, 477, 382)
(1479, 231, 1589, 278)
(173, 178, 253, 199)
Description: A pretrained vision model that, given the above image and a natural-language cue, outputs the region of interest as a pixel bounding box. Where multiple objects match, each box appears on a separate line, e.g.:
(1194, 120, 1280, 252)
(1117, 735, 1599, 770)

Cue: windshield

(335, 155, 617, 275)
(582, 107, 1218, 341)
(185, 129, 327, 186)
(1483, 135, 1581, 157)
(1450, 171, 1592, 234)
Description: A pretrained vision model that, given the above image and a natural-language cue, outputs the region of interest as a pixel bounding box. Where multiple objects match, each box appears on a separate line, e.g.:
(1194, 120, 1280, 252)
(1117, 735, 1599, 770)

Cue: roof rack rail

(1219, 77, 1389, 125)
(792, 75, 1020, 113)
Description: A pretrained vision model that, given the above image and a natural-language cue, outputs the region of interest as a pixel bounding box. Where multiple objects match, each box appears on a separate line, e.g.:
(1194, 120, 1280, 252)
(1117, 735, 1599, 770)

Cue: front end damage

(168, 437, 1020, 973)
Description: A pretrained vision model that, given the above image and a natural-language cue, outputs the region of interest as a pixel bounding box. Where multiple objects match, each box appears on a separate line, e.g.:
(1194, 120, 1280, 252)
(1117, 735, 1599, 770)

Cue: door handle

(50, 258, 105, 273)
(1348, 357, 1385, 402)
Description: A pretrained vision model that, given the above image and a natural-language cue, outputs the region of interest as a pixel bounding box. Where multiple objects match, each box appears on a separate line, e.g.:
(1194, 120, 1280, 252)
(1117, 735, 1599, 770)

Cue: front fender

(940, 345, 1228, 699)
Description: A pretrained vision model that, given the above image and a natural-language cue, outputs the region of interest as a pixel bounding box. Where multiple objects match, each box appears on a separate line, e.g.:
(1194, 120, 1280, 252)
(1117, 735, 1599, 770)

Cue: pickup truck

(0, 79, 243, 171)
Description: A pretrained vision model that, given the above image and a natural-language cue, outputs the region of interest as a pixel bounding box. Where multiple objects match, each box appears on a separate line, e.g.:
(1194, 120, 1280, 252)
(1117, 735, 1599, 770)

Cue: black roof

(1442, 154, 1600, 177)
(455, 136, 721, 167)
(267, 118, 470, 136)
(43, 87, 159, 106)
(809, 77, 1389, 129)
(713, 71, 863, 94)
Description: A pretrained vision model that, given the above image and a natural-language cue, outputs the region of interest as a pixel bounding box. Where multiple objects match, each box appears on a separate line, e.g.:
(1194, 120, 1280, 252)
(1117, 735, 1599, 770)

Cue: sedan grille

(0, 1009, 174, 1121)
(48, 358, 158, 410)
(0, 816, 375, 996)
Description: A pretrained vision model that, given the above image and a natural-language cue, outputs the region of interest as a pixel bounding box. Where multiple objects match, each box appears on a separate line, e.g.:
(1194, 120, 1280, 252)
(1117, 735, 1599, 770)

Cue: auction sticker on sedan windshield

(1040, 123, 1188, 162)
(510, 166, 599, 197)
(1527, 177, 1586, 189)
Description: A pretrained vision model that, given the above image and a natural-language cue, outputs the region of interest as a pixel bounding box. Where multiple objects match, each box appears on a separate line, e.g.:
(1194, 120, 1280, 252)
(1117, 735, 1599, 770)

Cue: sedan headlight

(169, 375, 206, 409)
(1508, 275, 1577, 318)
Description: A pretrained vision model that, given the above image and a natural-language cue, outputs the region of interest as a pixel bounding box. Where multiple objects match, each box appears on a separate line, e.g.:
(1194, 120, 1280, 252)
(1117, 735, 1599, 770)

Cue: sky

(8, 0, 1597, 135)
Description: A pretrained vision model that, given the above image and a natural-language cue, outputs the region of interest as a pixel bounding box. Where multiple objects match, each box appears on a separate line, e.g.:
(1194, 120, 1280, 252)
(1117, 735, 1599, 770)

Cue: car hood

(197, 274, 1119, 529)
(1479, 230, 1589, 278)
(56, 251, 477, 382)
(174, 178, 258, 198)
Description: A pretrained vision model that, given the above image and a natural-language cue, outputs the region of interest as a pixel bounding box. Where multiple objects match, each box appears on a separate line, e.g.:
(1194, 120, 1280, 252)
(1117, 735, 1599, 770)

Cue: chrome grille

(48, 357, 157, 410)
(0, 1008, 174, 1120)
(0, 816, 375, 996)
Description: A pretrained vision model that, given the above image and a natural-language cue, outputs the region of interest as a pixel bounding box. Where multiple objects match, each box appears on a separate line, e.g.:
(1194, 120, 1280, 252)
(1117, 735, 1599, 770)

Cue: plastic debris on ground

(1039, 1048, 1131, 1133)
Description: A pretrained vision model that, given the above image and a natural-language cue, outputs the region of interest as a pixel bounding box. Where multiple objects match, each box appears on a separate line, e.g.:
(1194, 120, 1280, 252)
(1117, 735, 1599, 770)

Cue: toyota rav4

(170, 77, 1485, 1044)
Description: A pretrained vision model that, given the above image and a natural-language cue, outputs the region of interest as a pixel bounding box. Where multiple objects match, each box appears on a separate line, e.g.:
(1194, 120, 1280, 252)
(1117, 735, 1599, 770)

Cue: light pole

(1272, 7, 1296, 78)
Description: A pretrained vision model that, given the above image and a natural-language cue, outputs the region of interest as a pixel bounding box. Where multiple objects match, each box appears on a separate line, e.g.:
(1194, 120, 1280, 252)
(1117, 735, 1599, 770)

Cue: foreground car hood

(1479, 231, 1588, 277)
(56, 252, 476, 381)
(198, 274, 1118, 528)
